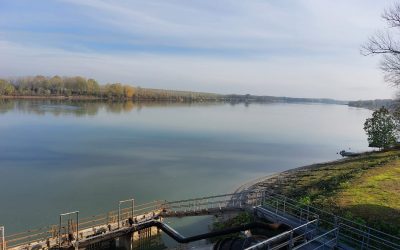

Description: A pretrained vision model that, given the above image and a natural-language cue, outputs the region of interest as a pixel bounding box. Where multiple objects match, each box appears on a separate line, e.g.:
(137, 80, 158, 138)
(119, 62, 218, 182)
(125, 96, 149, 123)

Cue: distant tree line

(0, 75, 350, 104)
(348, 99, 395, 110)
(224, 94, 346, 105)
(0, 76, 101, 97)
(0, 75, 222, 101)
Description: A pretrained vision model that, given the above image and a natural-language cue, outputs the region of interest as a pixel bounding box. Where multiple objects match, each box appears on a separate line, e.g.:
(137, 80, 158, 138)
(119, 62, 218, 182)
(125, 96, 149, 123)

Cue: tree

(362, 4, 400, 86)
(50, 75, 63, 95)
(364, 107, 397, 149)
(123, 85, 135, 98)
(0, 79, 8, 95)
(104, 83, 124, 99)
(0, 79, 15, 95)
(4, 84, 15, 95)
(87, 78, 100, 96)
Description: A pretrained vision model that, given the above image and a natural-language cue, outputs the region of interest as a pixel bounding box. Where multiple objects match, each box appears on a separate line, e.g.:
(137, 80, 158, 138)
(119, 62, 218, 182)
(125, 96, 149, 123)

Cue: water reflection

(0, 100, 371, 235)
(0, 99, 226, 116)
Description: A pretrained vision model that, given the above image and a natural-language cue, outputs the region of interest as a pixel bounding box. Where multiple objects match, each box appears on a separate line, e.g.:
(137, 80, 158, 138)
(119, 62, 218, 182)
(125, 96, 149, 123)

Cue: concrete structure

(1, 191, 399, 250)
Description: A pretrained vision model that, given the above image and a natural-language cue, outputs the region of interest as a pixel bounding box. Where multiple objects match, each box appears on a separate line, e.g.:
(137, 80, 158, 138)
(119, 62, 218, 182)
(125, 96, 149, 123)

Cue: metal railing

(292, 228, 338, 250)
(245, 219, 319, 250)
(2, 190, 400, 250)
(261, 191, 400, 250)
(338, 222, 400, 250)
(3, 200, 163, 249)
(161, 190, 265, 214)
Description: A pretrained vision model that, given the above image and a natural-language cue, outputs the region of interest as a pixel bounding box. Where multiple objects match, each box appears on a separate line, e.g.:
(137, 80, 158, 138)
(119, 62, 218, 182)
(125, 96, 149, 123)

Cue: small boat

(339, 150, 360, 157)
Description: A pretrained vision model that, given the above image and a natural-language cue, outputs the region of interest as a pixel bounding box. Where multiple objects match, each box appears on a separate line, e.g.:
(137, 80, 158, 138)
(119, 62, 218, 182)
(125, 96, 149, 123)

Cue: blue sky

(0, 0, 397, 99)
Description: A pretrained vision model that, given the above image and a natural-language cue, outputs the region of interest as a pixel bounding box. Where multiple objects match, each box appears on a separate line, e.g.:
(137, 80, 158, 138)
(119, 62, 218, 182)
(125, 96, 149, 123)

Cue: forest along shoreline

(234, 148, 400, 236)
(0, 75, 349, 104)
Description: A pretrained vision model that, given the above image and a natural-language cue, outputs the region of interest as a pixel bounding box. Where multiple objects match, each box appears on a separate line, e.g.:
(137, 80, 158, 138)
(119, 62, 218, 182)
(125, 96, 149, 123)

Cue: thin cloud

(0, 0, 397, 99)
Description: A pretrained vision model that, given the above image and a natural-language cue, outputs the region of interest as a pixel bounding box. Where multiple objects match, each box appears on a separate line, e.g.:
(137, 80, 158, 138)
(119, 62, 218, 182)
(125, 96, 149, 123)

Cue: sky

(0, 0, 398, 100)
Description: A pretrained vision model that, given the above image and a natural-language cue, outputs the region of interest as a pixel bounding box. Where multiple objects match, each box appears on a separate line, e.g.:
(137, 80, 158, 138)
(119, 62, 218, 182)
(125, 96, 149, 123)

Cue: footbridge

(1, 191, 399, 250)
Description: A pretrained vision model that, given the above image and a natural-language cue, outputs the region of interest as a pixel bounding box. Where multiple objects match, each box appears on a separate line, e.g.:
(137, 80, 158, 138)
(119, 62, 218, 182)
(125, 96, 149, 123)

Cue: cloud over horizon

(0, 0, 398, 100)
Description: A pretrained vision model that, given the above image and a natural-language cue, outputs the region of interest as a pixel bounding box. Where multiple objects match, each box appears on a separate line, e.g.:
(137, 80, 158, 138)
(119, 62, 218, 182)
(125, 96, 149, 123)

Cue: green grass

(273, 150, 400, 236)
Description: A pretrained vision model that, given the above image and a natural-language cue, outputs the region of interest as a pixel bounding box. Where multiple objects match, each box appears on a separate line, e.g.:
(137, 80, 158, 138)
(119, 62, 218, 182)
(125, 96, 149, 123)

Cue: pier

(1, 190, 399, 250)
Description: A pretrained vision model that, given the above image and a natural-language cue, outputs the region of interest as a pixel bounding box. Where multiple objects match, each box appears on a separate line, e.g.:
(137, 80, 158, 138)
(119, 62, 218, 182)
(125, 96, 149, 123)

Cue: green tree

(0, 79, 8, 95)
(0, 79, 15, 95)
(5, 84, 15, 95)
(364, 107, 397, 149)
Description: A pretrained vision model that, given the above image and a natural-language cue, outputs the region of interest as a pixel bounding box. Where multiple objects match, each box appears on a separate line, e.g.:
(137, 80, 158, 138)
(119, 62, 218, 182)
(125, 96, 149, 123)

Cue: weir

(1, 190, 399, 250)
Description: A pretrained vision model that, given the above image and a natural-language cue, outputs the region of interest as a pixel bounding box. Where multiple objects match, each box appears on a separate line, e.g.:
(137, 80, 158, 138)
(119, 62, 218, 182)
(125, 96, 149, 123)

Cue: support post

(118, 198, 135, 229)
(289, 230, 294, 249)
(0, 226, 5, 250)
(262, 191, 265, 205)
(283, 197, 286, 213)
(334, 216, 340, 247)
(132, 199, 135, 219)
(118, 203, 121, 229)
(59, 211, 79, 248)
(76, 212, 79, 243)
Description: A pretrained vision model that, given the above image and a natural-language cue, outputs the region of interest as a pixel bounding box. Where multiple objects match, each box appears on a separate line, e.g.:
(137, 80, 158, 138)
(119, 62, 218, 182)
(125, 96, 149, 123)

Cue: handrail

(264, 191, 400, 241)
(6, 201, 161, 236)
(338, 223, 400, 249)
(3, 190, 400, 250)
(262, 190, 400, 249)
(244, 219, 318, 250)
(292, 228, 337, 250)
(4, 200, 163, 248)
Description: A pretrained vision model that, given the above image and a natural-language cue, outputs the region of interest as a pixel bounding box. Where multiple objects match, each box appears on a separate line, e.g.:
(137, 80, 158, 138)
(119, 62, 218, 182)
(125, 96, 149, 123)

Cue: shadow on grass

(343, 204, 400, 237)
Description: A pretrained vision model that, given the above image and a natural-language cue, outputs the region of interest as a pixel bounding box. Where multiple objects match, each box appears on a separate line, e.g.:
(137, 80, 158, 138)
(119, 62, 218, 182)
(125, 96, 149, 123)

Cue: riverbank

(0, 95, 102, 100)
(240, 149, 400, 236)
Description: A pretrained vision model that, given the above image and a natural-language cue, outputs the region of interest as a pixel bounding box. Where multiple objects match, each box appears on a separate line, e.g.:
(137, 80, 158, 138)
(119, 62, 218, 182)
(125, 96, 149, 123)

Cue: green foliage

(364, 107, 397, 149)
(211, 212, 253, 242)
(0, 79, 15, 95)
(299, 196, 311, 205)
(343, 211, 366, 225)
(212, 212, 253, 231)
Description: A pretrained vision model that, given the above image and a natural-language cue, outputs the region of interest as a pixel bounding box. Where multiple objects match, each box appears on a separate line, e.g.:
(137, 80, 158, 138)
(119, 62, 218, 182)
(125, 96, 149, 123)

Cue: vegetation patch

(210, 212, 254, 242)
(252, 149, 400, 236)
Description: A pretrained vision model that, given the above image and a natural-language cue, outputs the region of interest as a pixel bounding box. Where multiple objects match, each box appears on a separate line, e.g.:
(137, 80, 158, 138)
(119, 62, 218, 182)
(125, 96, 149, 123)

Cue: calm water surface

(0, 100, 371, 233)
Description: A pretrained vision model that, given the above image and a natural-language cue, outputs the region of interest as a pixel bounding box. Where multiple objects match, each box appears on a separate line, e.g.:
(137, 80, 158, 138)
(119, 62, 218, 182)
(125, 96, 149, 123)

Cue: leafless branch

(382, 4, 400, 27)
(361, 31, 400, 56)
(362, 4, 400, 87)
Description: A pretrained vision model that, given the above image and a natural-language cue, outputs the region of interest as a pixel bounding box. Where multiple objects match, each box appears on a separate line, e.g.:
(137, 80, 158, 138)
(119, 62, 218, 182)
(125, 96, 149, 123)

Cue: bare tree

(362, 4, 400, 86)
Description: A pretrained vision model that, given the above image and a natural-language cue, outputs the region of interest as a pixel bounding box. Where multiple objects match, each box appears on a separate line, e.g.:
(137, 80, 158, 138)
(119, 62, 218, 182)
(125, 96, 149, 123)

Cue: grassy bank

(249, 149, 400, 236)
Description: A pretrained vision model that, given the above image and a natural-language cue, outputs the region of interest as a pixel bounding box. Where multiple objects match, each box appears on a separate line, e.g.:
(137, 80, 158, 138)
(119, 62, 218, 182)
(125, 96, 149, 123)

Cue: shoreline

(232, 148, 400, 236)
(234, 153, 371, 194)
(0, 96, 224, 103)
(0, 95, 351, 106)
(0, 95, 103, 100)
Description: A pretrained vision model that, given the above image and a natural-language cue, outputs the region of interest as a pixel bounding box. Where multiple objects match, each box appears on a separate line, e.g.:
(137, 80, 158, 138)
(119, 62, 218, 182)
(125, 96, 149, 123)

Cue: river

(0, 99, 371, 234)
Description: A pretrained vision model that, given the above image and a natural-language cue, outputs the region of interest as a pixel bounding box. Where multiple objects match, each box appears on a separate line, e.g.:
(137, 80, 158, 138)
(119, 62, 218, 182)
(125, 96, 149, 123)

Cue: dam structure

(1, 190, 399, 250)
